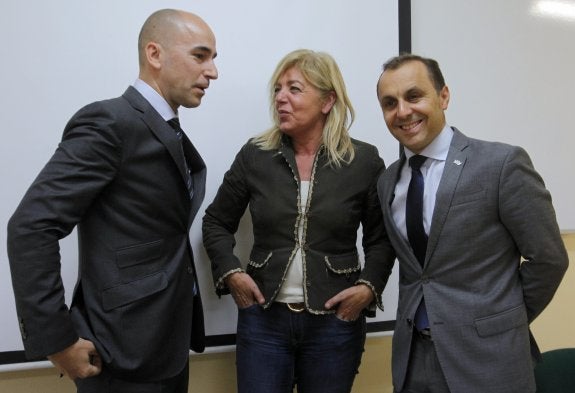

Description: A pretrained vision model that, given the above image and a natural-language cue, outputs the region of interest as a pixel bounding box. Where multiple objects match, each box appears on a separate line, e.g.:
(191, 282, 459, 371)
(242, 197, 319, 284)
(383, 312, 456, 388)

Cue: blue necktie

(406, 155, 429, 330)
(168, 118, 194, 199)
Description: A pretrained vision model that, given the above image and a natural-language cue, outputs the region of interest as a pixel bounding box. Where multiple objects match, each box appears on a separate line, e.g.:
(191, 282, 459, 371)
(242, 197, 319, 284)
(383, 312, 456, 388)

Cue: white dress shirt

(391, 125, 454, 242)
(133, 78, 177, 121)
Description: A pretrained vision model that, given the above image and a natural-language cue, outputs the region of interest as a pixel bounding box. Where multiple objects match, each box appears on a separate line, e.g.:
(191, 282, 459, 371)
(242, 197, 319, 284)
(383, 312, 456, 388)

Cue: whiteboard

(411, 0, 575, 231)
(0, 0, 402, 364)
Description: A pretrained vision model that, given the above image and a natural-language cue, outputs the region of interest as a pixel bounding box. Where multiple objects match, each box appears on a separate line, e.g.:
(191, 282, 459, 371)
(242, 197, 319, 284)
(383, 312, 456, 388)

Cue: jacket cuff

(19, 314, 79, 360)
(355, 279, 384, 313)
(215, 268, 245, 297)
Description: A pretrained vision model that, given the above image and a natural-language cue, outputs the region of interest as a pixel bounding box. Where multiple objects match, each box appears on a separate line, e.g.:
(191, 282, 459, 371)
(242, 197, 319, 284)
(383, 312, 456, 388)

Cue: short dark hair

(382, 53, 446, 93)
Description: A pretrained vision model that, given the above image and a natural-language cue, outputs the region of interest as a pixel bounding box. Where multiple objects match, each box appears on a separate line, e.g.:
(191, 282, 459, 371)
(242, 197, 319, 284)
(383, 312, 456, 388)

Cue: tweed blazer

(203, 136, 396, 314)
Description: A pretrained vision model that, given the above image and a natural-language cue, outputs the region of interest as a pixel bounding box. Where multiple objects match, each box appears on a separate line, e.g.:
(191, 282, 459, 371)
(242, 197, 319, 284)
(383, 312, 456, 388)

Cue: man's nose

(397, 100, 412, 118)
(205, 60, 218, 80)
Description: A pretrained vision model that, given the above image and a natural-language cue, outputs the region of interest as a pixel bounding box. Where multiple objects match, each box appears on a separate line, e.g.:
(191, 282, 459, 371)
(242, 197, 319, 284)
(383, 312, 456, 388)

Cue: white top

(275, 181, 310, 303)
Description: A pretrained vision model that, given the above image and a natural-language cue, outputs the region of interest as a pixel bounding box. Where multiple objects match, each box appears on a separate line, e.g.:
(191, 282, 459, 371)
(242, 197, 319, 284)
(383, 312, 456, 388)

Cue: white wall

(0, 0, 401, 367)
(411, 0, 575, 231)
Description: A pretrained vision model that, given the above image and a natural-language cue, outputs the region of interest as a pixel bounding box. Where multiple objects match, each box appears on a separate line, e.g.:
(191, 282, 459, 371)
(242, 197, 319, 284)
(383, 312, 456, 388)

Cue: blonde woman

(203, 49, 394, 393)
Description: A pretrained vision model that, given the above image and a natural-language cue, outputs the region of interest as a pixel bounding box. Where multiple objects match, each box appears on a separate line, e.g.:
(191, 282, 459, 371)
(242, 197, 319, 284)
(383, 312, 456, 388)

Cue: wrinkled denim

(236, 303, 366, 393)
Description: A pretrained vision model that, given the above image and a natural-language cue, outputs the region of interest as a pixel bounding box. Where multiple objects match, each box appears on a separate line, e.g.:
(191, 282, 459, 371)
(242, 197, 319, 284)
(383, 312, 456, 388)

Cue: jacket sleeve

(499, 147, 568, 322)
(202, 142, 252, 296)
(7, 103, 121, 359)
(357, 145, 396, 311)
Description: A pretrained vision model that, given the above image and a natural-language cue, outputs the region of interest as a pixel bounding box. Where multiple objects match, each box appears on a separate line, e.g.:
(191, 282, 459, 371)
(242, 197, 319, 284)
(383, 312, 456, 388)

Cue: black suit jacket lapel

(181, 132, 206, 222)
(122, 87, 192, 192)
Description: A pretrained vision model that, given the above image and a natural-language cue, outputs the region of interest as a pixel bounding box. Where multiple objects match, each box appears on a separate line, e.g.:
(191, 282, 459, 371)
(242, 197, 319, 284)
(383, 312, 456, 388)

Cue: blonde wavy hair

(252, 49, 355, 167)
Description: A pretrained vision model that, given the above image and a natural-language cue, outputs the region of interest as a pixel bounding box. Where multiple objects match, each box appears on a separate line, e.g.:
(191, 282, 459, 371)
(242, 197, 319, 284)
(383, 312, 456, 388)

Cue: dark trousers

(396, 332, 450, 393)
(75, 360, 189, 393)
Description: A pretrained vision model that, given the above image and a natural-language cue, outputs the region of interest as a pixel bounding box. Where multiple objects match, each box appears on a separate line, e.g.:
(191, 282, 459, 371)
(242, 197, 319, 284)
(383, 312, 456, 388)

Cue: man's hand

(324, 284, 374, 321)
(48, 338, 102, 380)
(225, 272, 265, 308)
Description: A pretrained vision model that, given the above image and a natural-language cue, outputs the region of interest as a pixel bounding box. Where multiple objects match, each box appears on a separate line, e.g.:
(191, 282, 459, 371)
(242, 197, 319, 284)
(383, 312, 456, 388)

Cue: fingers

(251, 285, 265, 305)
(227, 272, 265, 307)
(327, 285, 374, 321)
(48, 338, 102, 380)
(88, 351, 103, 375)
(324, 293, 341, 310)
(325, 286, 357, 309)
(231, 290, 253, 308)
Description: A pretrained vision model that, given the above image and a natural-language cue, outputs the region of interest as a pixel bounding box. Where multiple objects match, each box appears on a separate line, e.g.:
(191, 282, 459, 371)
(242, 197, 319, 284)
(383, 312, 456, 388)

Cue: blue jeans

(236, 302, 366, 393)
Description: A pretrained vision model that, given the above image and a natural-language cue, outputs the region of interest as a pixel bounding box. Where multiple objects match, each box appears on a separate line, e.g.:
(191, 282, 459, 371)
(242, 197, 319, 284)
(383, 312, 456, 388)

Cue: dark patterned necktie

(168, 118, 194, 199)
(406, 154, 429, 330)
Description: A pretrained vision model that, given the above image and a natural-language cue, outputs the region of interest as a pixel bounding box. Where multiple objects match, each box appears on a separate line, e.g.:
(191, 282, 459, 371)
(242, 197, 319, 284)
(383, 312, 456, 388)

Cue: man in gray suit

(7, 9, 218, 392)
(376, 53, 568, 393)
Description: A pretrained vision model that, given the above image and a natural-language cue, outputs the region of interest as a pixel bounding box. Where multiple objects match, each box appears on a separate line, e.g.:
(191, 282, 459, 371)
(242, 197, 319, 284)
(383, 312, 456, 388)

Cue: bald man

(7, 9, 218, 392)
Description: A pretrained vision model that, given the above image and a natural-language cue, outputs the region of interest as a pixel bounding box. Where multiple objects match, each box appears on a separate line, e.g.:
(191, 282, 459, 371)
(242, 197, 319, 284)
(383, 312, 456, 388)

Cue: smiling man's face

(377, 60, 450, 153)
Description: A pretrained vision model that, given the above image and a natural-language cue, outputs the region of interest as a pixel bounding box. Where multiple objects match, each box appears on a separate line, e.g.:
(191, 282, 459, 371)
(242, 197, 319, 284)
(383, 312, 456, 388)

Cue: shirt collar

(133, 79, 177, 121)
(405, 124, 453, 162)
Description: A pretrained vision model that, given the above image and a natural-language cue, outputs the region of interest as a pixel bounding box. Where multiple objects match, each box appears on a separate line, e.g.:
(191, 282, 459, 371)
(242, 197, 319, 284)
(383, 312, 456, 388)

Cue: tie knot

(409, 155, 427, 170)
(167, 117, 181, 130)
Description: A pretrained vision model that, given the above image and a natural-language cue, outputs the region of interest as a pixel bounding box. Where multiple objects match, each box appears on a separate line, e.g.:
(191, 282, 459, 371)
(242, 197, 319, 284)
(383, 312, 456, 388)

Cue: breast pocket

(451, 186, 486, 207)
(116, 239, 165, 283)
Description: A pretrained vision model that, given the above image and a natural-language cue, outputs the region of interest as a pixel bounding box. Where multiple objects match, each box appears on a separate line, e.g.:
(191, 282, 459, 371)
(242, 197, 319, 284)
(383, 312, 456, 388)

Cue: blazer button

(187, 266, 194, 274)
(406, 318, 413, 327)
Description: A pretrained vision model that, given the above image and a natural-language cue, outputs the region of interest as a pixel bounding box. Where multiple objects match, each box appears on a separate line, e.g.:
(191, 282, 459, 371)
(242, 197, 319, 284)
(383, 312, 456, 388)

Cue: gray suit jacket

(377, 128, 568, 393)
(8, 87, 206, 381)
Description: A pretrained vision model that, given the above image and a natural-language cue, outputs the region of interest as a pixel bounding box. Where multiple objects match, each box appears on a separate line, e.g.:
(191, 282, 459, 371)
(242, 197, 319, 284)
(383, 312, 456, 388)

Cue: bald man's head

(138, 9, 188, 67)
(137, 9, 218, 111)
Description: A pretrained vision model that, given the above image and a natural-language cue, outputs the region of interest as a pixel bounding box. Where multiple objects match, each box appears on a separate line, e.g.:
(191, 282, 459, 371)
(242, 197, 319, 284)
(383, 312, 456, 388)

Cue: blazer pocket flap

(324, 252, 361, 274)
(474, 305, 528, 337)
(451, 187, 486, 206)
(248, 249, 272, 269)
(102, 272, 168, 311)
(116, 239, 164, 268)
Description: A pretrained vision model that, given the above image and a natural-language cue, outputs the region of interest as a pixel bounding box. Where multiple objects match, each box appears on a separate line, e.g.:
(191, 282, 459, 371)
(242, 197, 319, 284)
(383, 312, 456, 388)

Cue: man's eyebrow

(405, 86, 423, 95)
(380, 94, 396, 102)
(193, 45, 217, 58)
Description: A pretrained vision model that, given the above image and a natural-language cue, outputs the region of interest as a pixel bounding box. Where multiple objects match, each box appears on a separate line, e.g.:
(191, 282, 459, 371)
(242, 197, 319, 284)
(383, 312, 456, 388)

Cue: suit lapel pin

(453, 159, 462, 166)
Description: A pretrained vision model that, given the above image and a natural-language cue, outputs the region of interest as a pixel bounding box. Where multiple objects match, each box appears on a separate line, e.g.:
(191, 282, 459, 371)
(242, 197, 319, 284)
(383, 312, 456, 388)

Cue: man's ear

(146, 42, 162, 70)
(440, 85, 450, 110)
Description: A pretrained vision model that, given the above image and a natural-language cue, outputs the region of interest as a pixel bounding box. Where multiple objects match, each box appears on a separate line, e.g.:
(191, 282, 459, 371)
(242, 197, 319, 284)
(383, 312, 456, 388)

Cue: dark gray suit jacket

(377, 128, 568, 393)
(8, 86, 206, 381)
